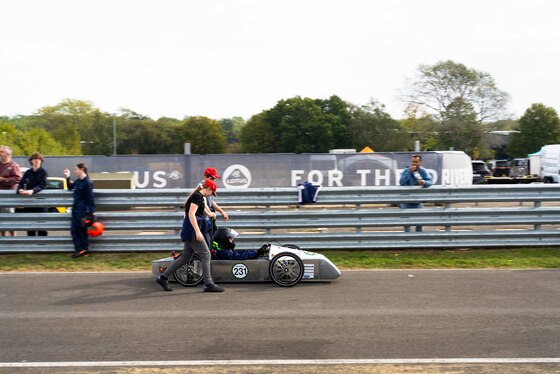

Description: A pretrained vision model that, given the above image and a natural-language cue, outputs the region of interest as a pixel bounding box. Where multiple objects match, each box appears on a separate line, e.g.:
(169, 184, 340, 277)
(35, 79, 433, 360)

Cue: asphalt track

(0, 269, 559, 373)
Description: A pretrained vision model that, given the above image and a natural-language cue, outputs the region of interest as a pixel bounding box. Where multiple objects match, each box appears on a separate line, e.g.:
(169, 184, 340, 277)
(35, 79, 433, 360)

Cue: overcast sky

(1, 0, 559, 121)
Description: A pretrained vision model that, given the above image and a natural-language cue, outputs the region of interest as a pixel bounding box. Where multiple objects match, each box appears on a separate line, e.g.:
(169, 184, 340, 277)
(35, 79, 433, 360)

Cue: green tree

(437, 98, 482, 154)
(314, 95, 353, 149)
(268, 97, 328, 153)
(157, 117, 182, 126)
(506, 104, 560, 157)
(118, 120, 156, 154)
(262, 95, 352, 153)
(181, 116, 226, 154)
(398, 104, 439, 151)
(108, 110, 181, 155)
(0, 122, 65, 156)
(348, 100, 401, 151)
(402, 60, 510, 153)
(220, 117, 245, 142)
(32, 99, 101, 155)
(15, 128, 66, 156)
(0, 122, 24, 154)
(403, 60, 510, 124)
(116, 115, 183, 154)
(220, 116, 245, 153)
(240, 113, 277, 153)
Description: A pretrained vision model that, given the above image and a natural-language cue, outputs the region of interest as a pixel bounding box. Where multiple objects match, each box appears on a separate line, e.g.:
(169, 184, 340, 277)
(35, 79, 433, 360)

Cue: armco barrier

(1, 184, 560, 253)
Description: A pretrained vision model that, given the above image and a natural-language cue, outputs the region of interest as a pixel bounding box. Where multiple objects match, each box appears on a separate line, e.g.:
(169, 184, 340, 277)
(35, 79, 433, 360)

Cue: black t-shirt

(185, 191, 205, 217)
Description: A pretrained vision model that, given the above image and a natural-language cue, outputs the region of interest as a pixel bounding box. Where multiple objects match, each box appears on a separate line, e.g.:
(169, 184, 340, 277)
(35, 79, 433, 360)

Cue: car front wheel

(269, 252, 304, 287)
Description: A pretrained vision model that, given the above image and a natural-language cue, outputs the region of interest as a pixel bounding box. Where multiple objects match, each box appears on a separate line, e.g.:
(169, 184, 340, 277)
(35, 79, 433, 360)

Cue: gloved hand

(256, 244, 269, 257)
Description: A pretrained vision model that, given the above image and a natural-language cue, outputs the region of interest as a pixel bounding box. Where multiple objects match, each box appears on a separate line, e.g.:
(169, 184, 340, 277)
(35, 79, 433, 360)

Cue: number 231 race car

(151, 242, 341, 287)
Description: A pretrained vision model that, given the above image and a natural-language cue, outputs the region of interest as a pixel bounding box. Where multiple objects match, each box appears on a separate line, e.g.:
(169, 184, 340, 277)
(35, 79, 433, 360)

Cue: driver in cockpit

(212, 227, 266, 260)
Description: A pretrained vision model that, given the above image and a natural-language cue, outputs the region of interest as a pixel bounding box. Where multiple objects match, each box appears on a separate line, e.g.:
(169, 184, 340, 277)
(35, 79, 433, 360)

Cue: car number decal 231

(232, 263, 249, 279)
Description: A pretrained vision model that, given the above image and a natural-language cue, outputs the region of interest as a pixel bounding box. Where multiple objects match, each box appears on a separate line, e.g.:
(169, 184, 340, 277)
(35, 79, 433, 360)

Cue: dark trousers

(163, 237, 214, 286)
(16, 207, 48, 236)
(28, 230, 48, 236)
(71, 215, 89, 252)
(400, 203, 424, 232)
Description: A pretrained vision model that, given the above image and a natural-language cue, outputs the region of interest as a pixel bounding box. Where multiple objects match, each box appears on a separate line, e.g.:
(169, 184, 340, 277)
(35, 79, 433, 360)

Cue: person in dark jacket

(16, 152, 48, 236)
(156, 179, 224, 292)
(64, 163, 95, 258)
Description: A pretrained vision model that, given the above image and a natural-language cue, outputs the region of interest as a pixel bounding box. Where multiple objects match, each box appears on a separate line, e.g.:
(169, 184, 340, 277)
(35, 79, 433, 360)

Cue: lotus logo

(222, 164, 251, 188)
(168, 170, 182, 180)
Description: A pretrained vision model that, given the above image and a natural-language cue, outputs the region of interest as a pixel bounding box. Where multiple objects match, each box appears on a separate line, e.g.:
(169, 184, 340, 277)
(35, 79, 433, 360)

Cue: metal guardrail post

(534, 200, 542, 230)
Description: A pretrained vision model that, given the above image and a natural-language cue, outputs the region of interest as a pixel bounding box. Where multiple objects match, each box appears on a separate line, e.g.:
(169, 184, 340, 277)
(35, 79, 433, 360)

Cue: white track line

(1, 358, 560, 367)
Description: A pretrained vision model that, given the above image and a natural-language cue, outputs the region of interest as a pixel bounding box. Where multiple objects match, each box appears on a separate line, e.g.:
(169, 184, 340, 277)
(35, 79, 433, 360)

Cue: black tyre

(173, 253, 203, 287)
(269, 252, 304, 287)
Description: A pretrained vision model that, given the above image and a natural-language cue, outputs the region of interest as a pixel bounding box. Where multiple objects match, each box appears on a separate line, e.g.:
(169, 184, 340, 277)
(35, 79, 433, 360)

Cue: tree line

(1, 60, 558, 160)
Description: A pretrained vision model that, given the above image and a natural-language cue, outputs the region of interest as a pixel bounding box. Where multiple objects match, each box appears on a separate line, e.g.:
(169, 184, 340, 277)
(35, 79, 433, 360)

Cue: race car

(151, 243, 341, 287)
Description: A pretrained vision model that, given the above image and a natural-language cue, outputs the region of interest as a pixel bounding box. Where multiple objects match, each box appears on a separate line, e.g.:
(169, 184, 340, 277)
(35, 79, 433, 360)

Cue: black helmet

(213, 227, 239, 250)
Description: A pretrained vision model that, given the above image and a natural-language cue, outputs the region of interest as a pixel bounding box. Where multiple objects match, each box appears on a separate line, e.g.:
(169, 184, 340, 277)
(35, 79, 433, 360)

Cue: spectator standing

(0, 145, 22, 236)
(64, 163, 95, 258)
(156, 179, 224, 292)
(16, 152, 48, 236)
(399, 154, 433, 232)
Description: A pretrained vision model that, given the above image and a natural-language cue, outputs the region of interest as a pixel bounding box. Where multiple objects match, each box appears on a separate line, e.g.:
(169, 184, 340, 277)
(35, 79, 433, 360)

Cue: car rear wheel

(173, 253, 203, 287)
(269, 252, 304, 287)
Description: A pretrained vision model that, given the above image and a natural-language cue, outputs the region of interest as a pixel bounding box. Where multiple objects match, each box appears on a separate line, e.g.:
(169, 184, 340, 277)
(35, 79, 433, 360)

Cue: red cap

(204, 167, 220, 179)
(203, 179, 217, 196)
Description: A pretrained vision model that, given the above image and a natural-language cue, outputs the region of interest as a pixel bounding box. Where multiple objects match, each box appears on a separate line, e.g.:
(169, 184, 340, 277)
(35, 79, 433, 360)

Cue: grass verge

(0, 248, 558, 272)
(324, 247, 560, 269)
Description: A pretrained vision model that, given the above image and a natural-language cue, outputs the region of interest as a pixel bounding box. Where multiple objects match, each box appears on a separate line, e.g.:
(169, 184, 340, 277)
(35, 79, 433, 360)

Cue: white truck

(538, 144, 560, 183)
(529, 153, 541, 178)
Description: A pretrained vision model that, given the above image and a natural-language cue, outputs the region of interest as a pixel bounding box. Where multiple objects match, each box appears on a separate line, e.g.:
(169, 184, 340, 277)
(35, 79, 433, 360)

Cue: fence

(1, 184, 560, 253)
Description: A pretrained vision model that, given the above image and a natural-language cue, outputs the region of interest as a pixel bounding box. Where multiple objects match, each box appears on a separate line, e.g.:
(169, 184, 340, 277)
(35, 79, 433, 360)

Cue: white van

(539, 144, 560, 183)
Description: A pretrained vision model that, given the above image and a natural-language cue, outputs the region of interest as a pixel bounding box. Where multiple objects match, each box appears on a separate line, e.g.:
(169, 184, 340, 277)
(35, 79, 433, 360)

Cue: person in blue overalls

(64, 163, 95, 258)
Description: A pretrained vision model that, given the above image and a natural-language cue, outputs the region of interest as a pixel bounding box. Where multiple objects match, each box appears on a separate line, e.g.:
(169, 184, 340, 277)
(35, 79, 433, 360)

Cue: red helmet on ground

(87, 222, 105, 237)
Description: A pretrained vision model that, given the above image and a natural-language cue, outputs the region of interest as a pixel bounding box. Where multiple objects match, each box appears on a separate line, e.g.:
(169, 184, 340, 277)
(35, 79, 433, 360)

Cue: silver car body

(151, 244, 341, 286)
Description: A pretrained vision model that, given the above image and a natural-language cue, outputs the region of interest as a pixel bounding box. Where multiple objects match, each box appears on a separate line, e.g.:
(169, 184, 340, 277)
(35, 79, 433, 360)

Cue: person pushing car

(186, 167, 229, 240)
(156, 179, 224, 292)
